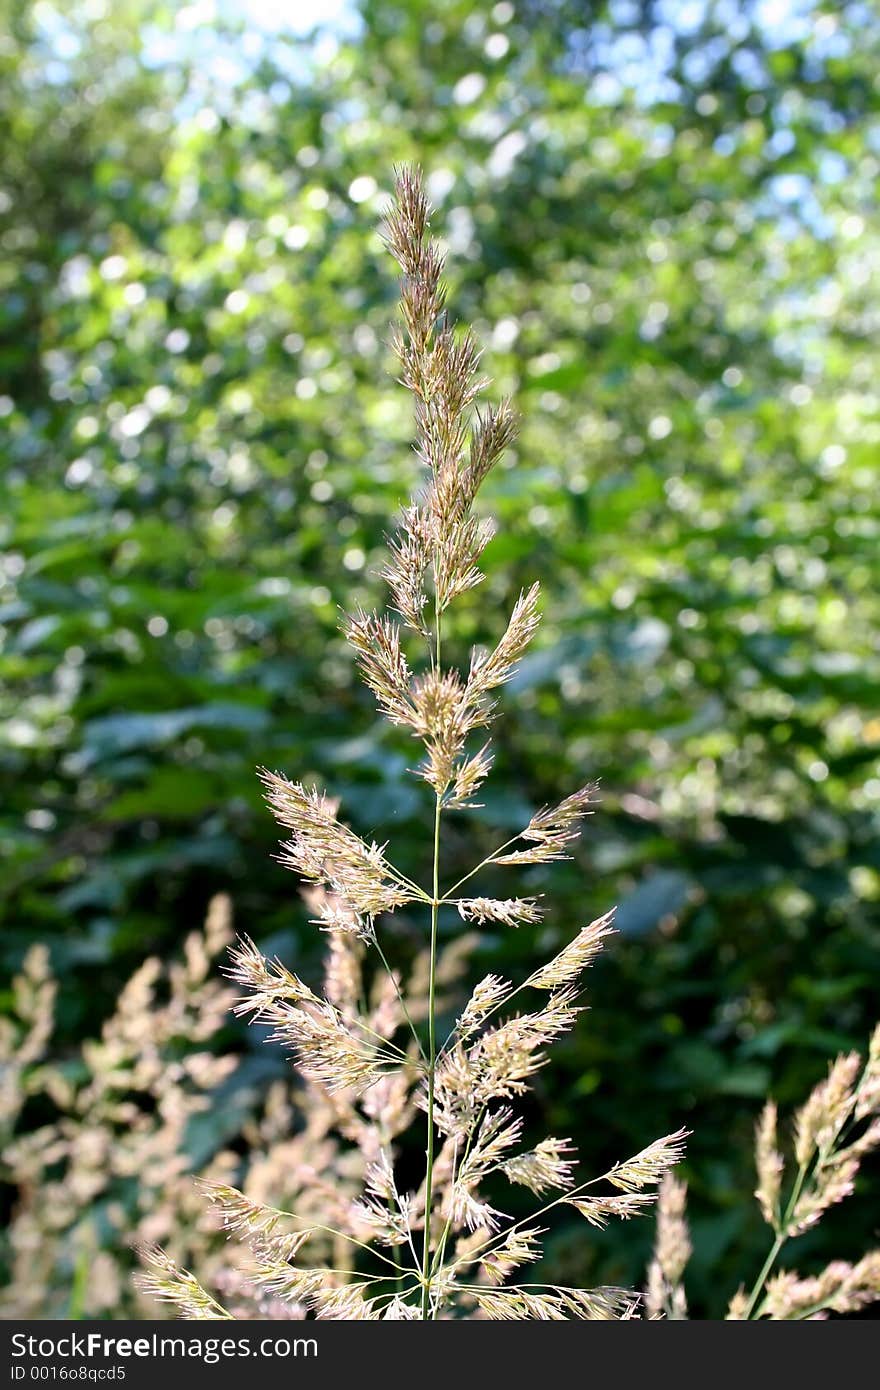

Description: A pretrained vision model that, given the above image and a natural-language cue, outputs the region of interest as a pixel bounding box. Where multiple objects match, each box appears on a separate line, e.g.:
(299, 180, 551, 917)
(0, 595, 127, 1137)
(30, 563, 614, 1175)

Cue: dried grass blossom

(129, 168, 880, 1322)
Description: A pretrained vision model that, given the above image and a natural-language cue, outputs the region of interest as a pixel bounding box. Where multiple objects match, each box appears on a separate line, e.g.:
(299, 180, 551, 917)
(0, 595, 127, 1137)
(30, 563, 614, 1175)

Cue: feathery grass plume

(134, 165, 685, 1322)
(2, 896, 402, 1320)
(468, 1285, 637, 1321)
(491, 785, 597, 866)
(557, 1131, 688, 1238)
(604, 1131, 690, 1193)
(854, 1023, 880, 1120)
(524, 910, 616, 989)
(456, 897, 543, 927)
(466, 583, 542, 702)
(479, 1226, 545, 1284)
(567, 1192, 657, 1228)
(500, 1137, 576, 1197)
(455, 974, 514, 1040)
(303, 884, 365, 941)
(793, 1050, 861, 1167)
(639, 1022, 880, 1320)
(1, 897, 255, 1319)
(725, 1289, 749, 1320)
(258, 769, 420, 930)
(644, 1176, 691, 1319)
(266, 997, 400, 1096)
(444, 741, 492, 809)
(247, 1251, 328, 1305)
(226, 934, 321, 1018)
(134, 1245, 233, 1320)
(754, 1100, 784, 1232)
(0, 943, 56, 1135)
(197, 1182, 313, 1247)
(750, 1034, 880, 1304)
(343, 609, 415, 726)
(761, 1255, 880, 1319)
(448, 1109, 524, 1233)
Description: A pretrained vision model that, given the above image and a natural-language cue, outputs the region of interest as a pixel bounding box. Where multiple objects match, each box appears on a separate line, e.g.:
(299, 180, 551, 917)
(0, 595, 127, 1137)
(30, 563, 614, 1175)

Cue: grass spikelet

(134, 1245, 232, 1320)
(644, 1176, 691, 1319)
(524, 911, 615, 989)
(606, 1130, 690, 1194)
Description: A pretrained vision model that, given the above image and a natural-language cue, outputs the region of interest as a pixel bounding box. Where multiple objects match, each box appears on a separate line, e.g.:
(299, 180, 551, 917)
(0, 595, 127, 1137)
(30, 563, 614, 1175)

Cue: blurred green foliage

(2, 0, 879, 1314)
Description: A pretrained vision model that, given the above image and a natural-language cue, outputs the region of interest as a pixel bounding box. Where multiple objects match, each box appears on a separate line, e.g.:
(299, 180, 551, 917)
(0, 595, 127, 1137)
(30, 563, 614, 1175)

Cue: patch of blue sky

(140, 0, 362, 85)
(224, 0, 361, 35)
(656, 0, 813, 48)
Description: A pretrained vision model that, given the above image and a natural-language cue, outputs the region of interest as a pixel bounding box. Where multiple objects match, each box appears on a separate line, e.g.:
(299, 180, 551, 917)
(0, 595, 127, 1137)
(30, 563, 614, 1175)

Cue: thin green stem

(791, 1300, 837, 1320)
(742, 1078, 871, 1320)
(322, 982, 412, 1059)
(421, 593, 443, 1319)
(362, 1047, 415, 1070)
(290, 1219, 406, 1275)
(431, 1106, 486, 1281)
(373, 1280, 423, 1312)
(443, 1158, 628, 1281)
(350, 1015, 411, 1059)
(437, 978, 524, 1058)
(421, 791, 442, 1318)
(743, 1233, 785, 1320)
(743, 1159, 810, 1319)
(404, 1224, 423, 1276)
(441, 834, 522, 900)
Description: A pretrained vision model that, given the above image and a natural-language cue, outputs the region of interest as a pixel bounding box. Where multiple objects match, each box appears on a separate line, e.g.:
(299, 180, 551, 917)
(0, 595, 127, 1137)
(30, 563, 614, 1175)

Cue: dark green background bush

(2, 0, 879, 1314)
